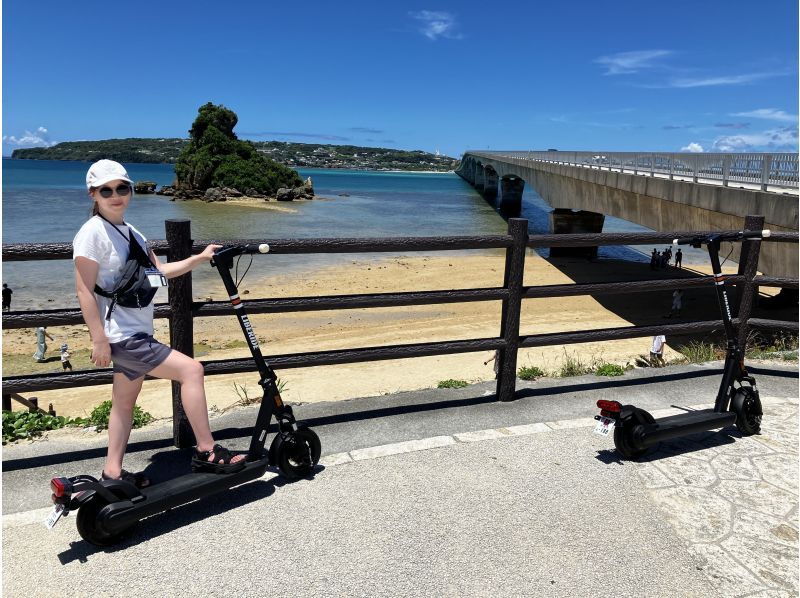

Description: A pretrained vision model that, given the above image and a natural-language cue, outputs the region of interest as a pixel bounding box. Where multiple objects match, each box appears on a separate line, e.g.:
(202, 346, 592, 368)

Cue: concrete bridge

(457, 150, 798, 278)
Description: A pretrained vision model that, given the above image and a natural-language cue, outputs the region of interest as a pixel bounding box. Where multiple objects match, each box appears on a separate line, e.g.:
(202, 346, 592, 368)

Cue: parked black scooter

(593, 230, 770, 459)
(45, 244, 321, 545)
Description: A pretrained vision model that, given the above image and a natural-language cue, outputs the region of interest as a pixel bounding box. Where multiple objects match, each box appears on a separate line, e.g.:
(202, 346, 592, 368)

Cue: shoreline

(2, 251, 757, 420)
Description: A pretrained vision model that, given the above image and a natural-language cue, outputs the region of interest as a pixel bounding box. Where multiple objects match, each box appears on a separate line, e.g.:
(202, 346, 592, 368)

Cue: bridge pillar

(464, 160, 474, 184)
(484, 169, 499, 202)
(549, 209, 605, 259)
(499, 176, 524, 215)
(474, 165, 485, 191)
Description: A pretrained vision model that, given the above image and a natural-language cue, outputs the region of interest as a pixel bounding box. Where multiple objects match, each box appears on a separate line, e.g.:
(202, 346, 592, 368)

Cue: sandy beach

(2, 250, 745, 420)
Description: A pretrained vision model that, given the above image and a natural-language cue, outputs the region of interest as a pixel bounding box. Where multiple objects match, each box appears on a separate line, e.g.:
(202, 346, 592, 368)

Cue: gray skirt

(110, 333, 171, 380)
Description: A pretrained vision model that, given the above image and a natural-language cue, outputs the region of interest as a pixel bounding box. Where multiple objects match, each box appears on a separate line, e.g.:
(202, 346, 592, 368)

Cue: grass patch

(557, 350, 593, 378)
(193, 342, 211, 357)
(437, 379, 469, 389)
(230, 379, 289, 408)
(677, 340, 722, 364)
(2, 399, 154, 443)
(595, 363, 625, 377)
(2, 411, 83, 444)
(220, 339, 249, 350)
(85, 400, 154, 431)
(1, 349, 93, 376)
(745, 331, 798, 361)
(518, 365, 545, 380)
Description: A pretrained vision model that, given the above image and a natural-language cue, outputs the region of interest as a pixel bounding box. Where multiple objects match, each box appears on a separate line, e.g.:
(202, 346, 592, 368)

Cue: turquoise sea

(2, 159, 663, 310)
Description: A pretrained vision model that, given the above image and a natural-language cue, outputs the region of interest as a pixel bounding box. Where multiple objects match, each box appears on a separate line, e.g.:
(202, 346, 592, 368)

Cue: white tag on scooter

(44, 503, 65, 529)
(146, 269, 167, 287)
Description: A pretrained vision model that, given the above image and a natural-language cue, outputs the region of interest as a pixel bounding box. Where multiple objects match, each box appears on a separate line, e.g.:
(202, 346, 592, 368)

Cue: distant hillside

(11, 138, 459, 171)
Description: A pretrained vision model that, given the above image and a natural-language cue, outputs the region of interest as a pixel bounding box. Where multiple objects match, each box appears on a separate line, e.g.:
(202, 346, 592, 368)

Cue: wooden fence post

(166, 219, 196, 448)
(496, 218, 528, 402)
(2, 394, 11, 411)
(736, 214, 765, 349)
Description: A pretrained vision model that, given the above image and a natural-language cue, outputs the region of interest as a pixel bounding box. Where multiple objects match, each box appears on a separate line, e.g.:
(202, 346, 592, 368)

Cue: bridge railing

(2, 218, 798, 448)
(469, 151, 799, 191)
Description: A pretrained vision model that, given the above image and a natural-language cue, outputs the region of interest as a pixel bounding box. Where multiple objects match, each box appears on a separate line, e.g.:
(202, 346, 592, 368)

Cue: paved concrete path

(3, 362, 798, 597)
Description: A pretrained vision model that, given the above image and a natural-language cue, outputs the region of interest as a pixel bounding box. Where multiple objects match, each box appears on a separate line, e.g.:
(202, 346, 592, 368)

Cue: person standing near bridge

(675, 248, 683, 269)
(73, 159, 245, 488)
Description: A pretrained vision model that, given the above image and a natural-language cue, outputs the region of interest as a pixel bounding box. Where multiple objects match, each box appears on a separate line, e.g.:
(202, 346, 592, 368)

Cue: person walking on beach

(484, 350, 500, 379)
(650, 334, 666, 367)
(2, 283, 12, 311)
(675, 248, 683, 269)
(669, 289, 683, 318)
(33, 326, 54, 362)
(73, 159, 244, 487)
(60, 343, 73, 372)
(650, 249, 658, 270)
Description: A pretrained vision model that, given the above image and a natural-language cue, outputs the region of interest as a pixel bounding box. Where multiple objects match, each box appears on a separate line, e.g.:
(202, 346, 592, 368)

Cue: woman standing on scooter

(73, 159, 245, 487)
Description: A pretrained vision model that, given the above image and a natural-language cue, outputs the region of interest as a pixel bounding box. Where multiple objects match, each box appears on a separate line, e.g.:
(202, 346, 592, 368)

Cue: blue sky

(3, 0, 798, 158)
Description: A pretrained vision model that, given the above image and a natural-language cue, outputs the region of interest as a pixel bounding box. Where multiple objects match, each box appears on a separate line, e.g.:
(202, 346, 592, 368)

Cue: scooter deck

(102, 457, 271, 533)
(638, 408, 737, 448)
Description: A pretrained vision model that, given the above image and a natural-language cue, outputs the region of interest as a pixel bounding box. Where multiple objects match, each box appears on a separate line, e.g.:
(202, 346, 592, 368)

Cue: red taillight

(50, 477, 71, 498)
(597, 400, 622, 413)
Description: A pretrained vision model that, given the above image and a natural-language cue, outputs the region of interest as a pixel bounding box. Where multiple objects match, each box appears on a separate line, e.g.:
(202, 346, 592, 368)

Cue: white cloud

(666, 73, 774, 88)
(409, 11, 462, 40)
(711, 127, 798, 152)
(3, 126, 55, 147)
(732, 108, 797, 122)
(680, 142, 705, 153)
(594, 50, 672, 75)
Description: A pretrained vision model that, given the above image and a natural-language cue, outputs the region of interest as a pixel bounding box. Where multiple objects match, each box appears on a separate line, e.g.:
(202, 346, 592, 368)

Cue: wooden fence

(3, 216, 798, 447)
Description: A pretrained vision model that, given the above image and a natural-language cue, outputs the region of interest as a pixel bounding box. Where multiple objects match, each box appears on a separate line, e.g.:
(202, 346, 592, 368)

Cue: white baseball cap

(86, 159, 134, 190)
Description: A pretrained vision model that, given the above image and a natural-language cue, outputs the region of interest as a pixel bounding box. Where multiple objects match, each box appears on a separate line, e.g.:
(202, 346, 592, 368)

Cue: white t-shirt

(651, 335, 666, 354)
(73, 216, 155, 343)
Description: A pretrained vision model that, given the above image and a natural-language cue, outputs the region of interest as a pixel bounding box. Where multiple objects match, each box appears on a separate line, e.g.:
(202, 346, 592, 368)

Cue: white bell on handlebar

(258, 244, 270, 253)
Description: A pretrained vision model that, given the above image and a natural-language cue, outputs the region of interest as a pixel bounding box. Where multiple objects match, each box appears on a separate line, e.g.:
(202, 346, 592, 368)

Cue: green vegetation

(86, 400, 154, 431)
(2, 399, 154, 443)
(437, 379, 469, 389)
(595, 363, 625, 377)
(11, 133, 457, 172)
(518, 365, 545, 380)
(174, 102, 302, 195)
(676, 332, 798, 364)
(2, 411, 81, 444)
(557, 350, 593, 378)
(10, 138, 186, 163)
(677, 340, 724, 364)
(231, 379, 288, 408)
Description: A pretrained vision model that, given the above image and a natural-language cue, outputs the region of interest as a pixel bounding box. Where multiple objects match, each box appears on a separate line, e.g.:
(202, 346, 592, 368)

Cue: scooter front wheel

(732, 387, 762, 436)
(269, 425, 321, 480)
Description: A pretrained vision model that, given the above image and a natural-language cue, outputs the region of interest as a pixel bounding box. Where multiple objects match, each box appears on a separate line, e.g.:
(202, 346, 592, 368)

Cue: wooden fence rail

(2, 217, 797, 449)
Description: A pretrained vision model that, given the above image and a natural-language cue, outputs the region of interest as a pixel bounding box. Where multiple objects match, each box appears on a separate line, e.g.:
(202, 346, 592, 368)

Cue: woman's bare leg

(104, 372, 145, 478)
(149, 350, 244, 464)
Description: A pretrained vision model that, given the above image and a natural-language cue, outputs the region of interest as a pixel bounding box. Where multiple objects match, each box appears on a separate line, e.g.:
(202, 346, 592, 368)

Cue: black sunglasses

(97, 184, 132, 198)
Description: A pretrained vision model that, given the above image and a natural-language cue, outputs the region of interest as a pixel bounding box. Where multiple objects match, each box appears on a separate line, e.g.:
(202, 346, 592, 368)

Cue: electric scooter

(45, 244, 321, 545)
(593, 229, 770, 459)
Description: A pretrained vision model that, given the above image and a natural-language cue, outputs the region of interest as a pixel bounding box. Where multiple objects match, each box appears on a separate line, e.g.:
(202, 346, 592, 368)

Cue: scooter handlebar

(212, 244, 271, 265)
(672, 229, 771, 246)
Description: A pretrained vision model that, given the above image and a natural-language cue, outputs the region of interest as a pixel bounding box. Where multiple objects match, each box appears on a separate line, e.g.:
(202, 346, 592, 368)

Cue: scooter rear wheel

(732, 388, 762, 436)
(613, 423, 647, 460)
(76, 492, 131, 546)
(270, 425, 321, 480)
